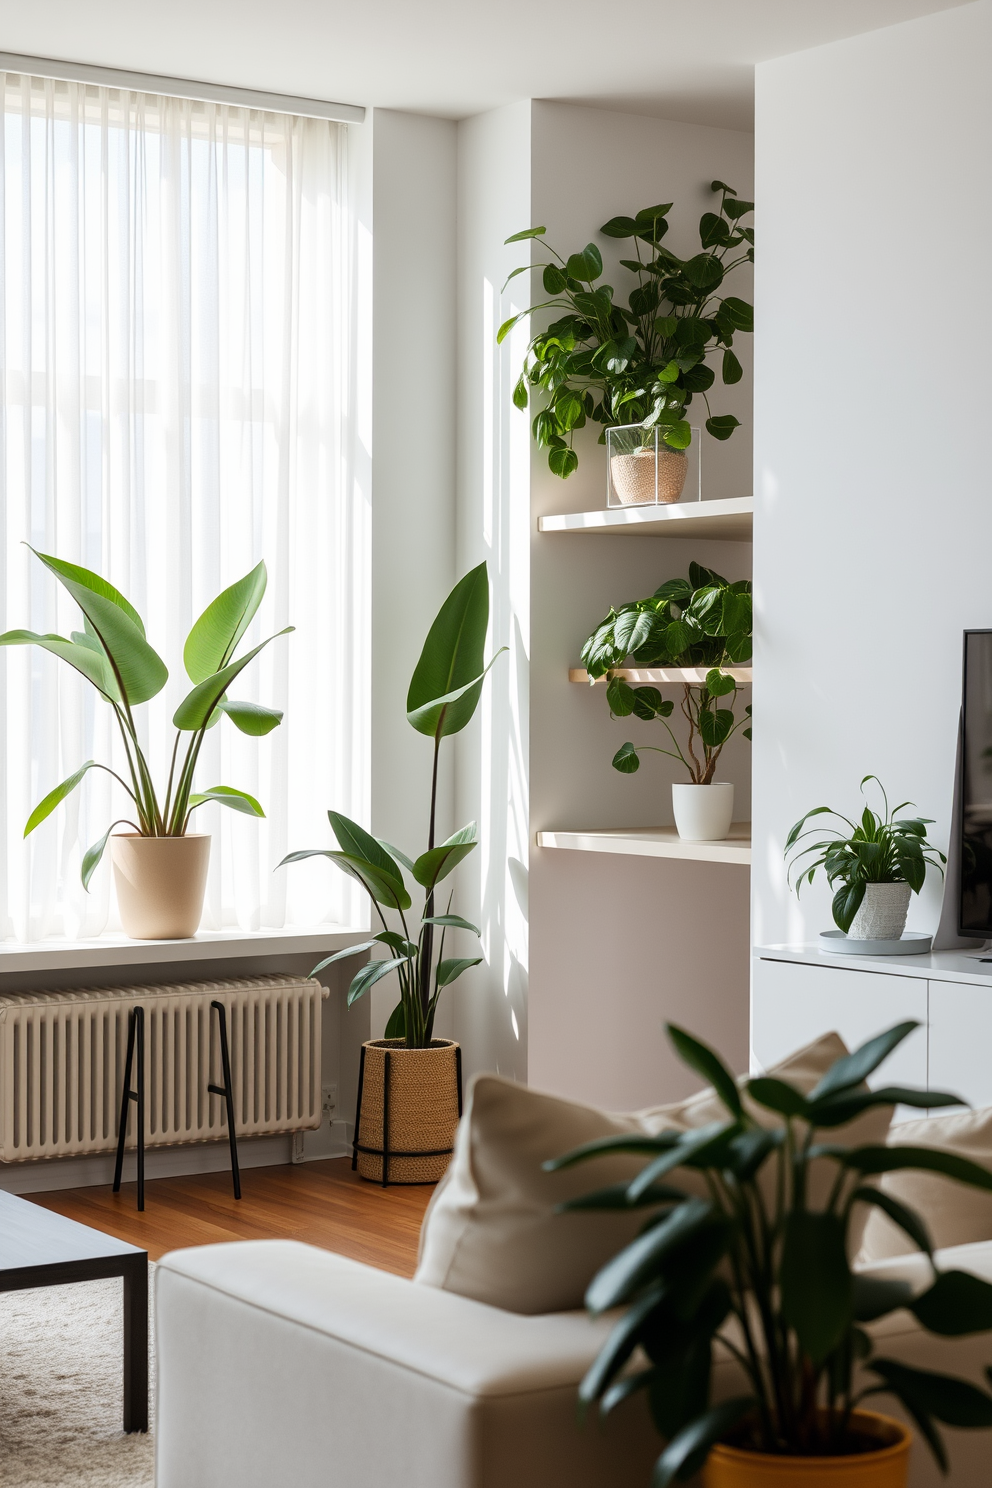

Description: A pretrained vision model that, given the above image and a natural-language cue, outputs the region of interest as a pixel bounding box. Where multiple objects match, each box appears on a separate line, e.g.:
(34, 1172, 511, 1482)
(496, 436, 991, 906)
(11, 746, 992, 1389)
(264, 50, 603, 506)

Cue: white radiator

(0, 974, 327, 1162)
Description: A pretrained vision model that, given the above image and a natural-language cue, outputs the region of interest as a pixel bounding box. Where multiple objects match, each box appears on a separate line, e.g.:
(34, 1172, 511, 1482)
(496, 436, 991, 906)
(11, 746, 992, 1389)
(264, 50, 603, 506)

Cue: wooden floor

(27, 1159, 433, 1274)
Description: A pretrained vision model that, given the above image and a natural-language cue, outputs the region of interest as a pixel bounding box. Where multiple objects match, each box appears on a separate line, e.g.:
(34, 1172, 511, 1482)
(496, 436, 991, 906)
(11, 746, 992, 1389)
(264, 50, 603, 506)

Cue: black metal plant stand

(209, 1000, 242, 1201)
(352, 1043, 463, 1189)
(113, 999, 243, 1210)
(113, 1006, 146, 1211)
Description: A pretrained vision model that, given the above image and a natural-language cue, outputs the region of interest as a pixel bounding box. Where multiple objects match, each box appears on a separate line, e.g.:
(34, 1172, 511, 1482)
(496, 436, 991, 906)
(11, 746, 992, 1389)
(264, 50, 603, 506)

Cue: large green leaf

(187, 786, 265, 818)
(81, 821, 131, 891)
(841, 1145, 992, 1191)
(586, 1198, 717, 1314)
(279, 848, 412, 910)
(436, 956, 482, 987)
(580, 1284, 667, 1404)
(0, 631, 120, 702)
(24, 760, 98, 837)
(407, 564, 495, 739)
(653, 1397, 755, 1488)
(850, 1187, 933, 1257)
(911, 1271, 992, 1336)
(666, 1024, 741, 1117)
(216, 699, 283, 736)
(422, 913, 481, 935)
(309, 940, 377, 978)
(870, 1358, 992, 1427)
(746, 1076, 810, 1119)
(172, 628, 293, 730)
(627, 1122, 736, 1201)
(31, 550, 167, 705)
(183, 562, 268, 682)
(346, 956, 409, 1007)
(329, 812, 407, 888)
(412, 822, 478, 891)
(384, 1001, 406, 1039)
(810, 1022, 921, 1100)
(780, 1211, 852, 1363)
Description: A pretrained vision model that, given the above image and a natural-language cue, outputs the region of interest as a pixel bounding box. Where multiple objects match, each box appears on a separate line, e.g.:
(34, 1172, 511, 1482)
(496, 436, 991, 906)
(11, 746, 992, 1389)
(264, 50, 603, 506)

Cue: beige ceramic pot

(702, 1411, 910, 1488)
(110, 833, 211, 940)
(354, 1038, 461, 1185)
(610, 446, 688, 505)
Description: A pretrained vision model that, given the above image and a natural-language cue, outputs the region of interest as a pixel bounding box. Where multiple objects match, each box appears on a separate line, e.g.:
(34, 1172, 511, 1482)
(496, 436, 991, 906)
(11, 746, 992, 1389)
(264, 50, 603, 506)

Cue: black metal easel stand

(113, 1006, 146, 1211)
(208, 1000, 242, 1201)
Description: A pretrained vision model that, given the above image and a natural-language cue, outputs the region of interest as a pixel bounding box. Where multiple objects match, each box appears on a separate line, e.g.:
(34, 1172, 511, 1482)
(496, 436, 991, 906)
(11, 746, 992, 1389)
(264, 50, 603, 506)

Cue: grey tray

(818, 929, 932, 956)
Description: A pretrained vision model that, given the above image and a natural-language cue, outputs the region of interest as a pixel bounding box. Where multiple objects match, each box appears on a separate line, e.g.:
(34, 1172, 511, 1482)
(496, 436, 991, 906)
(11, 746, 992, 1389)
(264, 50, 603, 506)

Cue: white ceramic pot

(847, 881, 912, 941)
(671, 782, 734, 841)
(111, 834, 211, 940)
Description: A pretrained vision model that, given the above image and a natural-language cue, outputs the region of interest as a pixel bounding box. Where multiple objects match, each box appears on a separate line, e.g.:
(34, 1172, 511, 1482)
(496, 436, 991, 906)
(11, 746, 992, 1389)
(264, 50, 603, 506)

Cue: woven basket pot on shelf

(610, 446, 688, 505)
(702, 1411, 911, 1488)
(353, 1038, 462, 1186)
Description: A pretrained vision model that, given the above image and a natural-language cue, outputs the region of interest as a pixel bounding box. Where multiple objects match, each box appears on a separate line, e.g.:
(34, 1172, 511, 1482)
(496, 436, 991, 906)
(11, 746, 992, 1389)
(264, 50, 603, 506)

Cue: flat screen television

(961, 630, 992, 936)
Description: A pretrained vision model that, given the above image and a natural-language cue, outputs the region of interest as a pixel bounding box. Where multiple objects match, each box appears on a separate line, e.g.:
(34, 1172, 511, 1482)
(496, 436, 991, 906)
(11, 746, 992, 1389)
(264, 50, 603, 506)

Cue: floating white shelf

(539, 496, 752, 542)
(570, 666, 752, 685)
(537, 823, 751, 865)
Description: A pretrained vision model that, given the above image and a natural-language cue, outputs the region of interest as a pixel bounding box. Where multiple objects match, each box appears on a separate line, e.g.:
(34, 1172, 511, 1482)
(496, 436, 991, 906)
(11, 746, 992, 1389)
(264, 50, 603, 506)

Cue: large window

(0, 72, 368, 940)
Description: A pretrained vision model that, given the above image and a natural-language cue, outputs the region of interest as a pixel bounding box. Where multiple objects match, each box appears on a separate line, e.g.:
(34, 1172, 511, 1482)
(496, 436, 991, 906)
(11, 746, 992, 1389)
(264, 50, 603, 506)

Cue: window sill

(0, 925, 368, 978)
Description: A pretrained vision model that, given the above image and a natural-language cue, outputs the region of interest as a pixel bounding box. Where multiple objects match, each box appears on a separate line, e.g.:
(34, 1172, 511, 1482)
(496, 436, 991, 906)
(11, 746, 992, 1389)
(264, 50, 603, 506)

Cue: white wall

(752, 2, 992, 958)
(455, 100, 756, 1104)
(369, 108, 459, 1035)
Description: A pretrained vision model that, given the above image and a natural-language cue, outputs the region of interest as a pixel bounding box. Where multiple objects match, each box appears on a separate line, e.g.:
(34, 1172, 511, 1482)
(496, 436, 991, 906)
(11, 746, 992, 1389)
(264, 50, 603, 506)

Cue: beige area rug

(0, 1268, 154, 1488)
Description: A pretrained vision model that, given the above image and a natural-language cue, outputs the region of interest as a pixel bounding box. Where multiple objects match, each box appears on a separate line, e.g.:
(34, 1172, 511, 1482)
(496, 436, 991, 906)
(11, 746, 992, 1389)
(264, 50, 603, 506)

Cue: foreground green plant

(581, 563, 751, 784)
(500, 181, 753, 478)
(0, 550, 292, 883)
(786, 776, 946, 933)
(549, 1021, 992, 1482)
(280, 564, 506, 1049)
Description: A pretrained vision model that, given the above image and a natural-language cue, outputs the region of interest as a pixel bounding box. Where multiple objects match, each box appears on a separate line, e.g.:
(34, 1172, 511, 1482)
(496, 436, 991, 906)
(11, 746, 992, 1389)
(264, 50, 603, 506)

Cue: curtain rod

(0, 51, 365, 124)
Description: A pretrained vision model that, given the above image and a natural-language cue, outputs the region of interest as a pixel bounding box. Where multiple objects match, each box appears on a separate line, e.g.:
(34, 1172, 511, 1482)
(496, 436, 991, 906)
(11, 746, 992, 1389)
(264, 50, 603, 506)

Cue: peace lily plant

(281, 563, 506, 1049)
(551, 1021, 992, 1484)
(0, 549, 291, 884)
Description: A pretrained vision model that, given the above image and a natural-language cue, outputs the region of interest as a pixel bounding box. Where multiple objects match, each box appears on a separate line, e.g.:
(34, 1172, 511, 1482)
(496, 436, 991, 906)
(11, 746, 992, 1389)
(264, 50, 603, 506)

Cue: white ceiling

(0, 0, 972, 128)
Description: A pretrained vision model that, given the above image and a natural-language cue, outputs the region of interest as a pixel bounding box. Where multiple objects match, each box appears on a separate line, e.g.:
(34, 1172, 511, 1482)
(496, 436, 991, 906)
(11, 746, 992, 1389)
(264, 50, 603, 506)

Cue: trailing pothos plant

(0, 549, 291, 884)
(499, 181, 753, 478)
(581, 564, 751, 784)
(280, 564, 506, 1050)
(549, 1020, 992, 1483)
(786, 776, 947, 933)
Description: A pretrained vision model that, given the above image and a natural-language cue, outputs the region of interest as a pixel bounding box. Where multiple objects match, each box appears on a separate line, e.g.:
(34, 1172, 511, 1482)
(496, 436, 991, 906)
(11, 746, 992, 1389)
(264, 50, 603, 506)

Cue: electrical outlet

(322, 1083, 338, 1117)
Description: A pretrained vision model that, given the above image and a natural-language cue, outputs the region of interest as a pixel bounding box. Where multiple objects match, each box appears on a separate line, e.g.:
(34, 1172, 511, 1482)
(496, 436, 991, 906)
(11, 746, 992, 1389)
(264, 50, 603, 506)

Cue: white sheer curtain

(0, 73, 368, 941)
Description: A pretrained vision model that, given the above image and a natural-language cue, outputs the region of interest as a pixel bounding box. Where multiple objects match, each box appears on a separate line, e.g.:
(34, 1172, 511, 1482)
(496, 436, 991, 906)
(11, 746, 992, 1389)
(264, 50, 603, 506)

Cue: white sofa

(155, 1235, 992, 1488)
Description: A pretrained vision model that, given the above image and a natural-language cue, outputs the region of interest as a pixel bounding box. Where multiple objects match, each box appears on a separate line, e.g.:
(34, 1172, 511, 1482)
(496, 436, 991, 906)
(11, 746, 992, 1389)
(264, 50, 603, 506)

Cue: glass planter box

(606, 423, 701, 507)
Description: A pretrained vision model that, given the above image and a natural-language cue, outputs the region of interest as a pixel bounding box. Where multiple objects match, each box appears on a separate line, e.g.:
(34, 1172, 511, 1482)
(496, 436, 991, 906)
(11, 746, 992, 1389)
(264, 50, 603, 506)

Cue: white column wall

(455, 100, 756, 1103)
(752, 3, 992, 960)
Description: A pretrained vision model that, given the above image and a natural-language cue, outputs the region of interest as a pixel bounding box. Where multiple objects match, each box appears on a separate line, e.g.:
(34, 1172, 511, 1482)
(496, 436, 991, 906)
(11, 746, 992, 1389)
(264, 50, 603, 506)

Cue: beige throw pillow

(859, 1107, 992, 1262)
(415, 1031, 892, 1315)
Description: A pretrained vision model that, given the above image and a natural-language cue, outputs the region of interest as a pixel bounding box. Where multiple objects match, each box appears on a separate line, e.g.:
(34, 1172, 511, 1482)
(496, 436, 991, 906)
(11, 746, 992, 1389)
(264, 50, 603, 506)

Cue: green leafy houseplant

(280, 564, 506, 1049)
(786, 777, 946, 934)
(0, 550, 292, 883)
(581, 564, 751, 784)
(499, 181, 753, 478)
(549, 1021, 992, 1483)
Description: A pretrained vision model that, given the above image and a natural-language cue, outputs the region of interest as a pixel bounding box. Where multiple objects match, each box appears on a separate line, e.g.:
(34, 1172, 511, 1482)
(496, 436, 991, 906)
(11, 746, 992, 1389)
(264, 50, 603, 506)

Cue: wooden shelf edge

(570, 666, 752, 685)
(537, 824, 752, 865)
(539, 496, 753, 541)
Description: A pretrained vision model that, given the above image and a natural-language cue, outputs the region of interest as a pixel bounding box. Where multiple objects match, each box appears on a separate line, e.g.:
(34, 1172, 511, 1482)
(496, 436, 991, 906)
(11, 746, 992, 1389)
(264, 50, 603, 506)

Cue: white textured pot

(847, 881, 912, 941)
(111, 834, 211, 940)
(671, 783, 734, 842)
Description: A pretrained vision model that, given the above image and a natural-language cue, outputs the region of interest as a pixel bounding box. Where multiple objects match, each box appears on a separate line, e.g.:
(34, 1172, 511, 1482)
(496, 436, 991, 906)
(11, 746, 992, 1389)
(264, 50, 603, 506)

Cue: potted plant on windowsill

(786, 777, 946, 941)
(549, 1020, 992, 1487)
(0, 550, 291, 939)
(581, 563, 751, 840)
(499, 180, 753, 491)
(280, 563, 505, 1185)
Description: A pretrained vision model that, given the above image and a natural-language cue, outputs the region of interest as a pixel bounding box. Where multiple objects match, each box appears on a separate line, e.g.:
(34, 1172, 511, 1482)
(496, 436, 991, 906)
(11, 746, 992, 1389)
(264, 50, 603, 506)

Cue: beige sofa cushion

(416, 1031, 892, 1314)
(860, 1106, 992, 1262)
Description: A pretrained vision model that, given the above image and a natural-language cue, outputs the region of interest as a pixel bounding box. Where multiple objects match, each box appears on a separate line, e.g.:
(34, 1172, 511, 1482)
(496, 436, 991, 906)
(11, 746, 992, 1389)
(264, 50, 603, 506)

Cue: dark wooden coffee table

(0, 1188, 148, 1431)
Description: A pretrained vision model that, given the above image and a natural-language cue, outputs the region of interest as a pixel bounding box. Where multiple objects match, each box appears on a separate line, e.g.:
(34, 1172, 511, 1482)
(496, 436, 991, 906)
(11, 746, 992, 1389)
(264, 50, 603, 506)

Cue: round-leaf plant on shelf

(0, 549, 292, 939)
(785, 776, 946, 941)
(280, 563, 506, 1184)
(549, 1020, 992, 1487)
(499, 180, 753, 479)
(581, 563, 751, 839)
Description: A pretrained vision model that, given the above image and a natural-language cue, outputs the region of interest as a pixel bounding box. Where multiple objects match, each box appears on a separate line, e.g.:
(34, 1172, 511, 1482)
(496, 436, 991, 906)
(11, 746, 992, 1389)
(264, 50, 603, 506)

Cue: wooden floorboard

(27, 1159, 433, 1274)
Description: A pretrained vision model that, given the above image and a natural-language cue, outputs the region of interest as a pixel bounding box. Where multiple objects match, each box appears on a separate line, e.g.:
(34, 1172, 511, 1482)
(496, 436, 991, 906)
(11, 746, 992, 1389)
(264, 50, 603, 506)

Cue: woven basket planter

(352, 1038, 462, 1186)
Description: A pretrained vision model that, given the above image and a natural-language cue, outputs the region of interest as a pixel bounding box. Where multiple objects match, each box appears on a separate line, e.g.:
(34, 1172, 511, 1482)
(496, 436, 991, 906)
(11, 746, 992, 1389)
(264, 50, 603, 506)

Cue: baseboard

(0, 1133, 297, 1194)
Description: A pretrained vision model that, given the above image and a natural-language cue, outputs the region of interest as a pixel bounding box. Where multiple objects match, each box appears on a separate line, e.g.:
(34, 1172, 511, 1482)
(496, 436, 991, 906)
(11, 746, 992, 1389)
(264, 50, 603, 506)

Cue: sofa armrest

(155, 1240, 657, 1488)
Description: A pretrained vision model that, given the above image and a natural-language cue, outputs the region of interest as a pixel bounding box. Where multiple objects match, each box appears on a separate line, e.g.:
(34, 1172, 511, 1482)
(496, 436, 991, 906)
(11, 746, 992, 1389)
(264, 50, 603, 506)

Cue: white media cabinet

(752, 945, 992, 1112)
